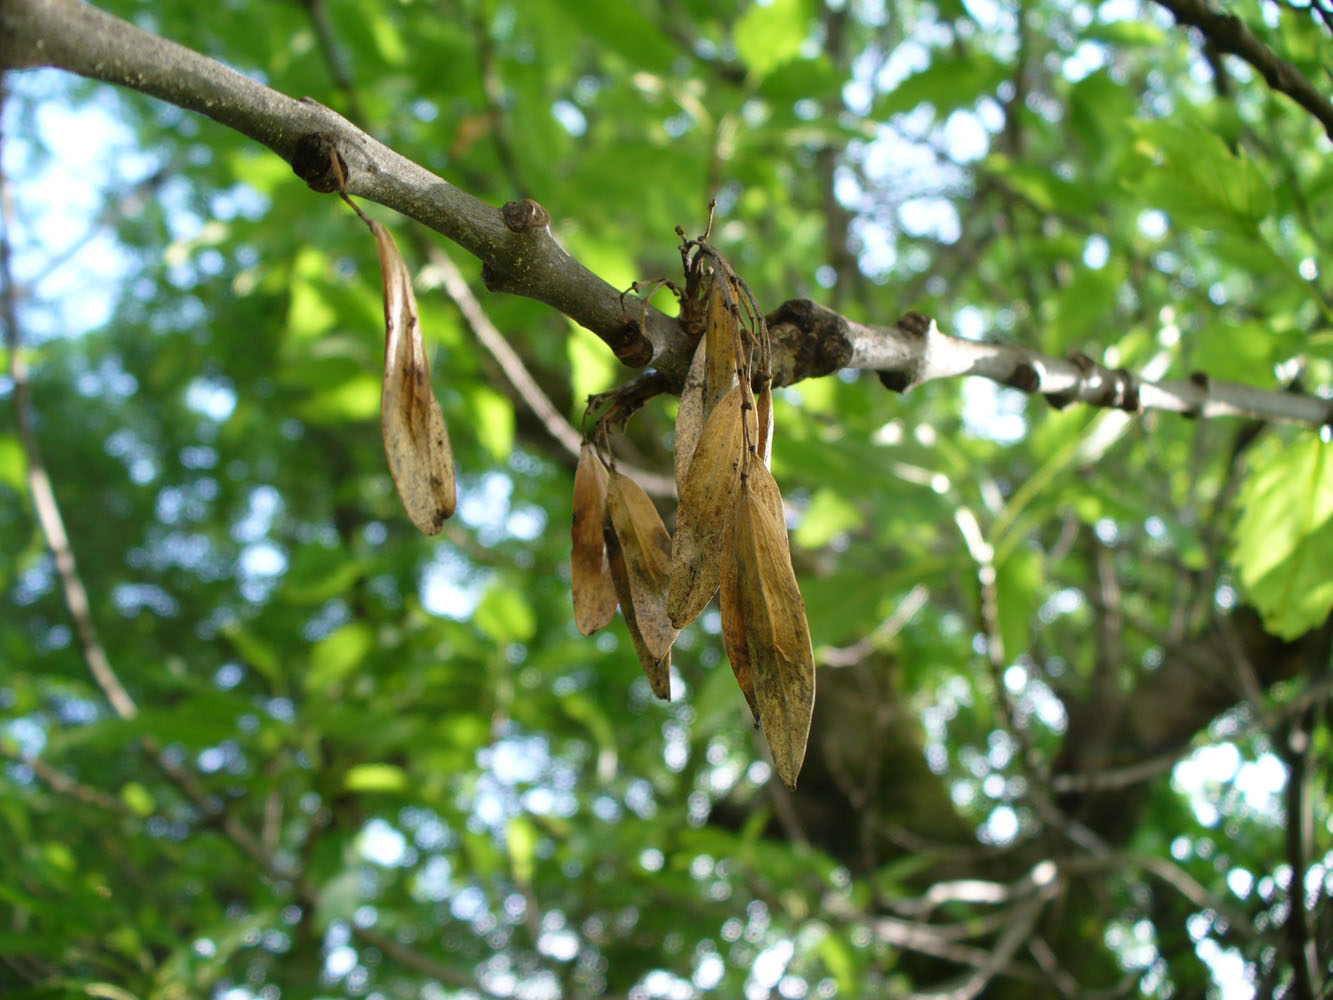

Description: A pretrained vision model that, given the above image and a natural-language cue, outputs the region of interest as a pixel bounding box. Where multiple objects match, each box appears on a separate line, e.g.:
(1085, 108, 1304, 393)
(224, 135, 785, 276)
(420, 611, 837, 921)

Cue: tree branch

(0, 0, 678, 370)
(1154, 0, 1333, 142)
(3, 0, 1330, 428)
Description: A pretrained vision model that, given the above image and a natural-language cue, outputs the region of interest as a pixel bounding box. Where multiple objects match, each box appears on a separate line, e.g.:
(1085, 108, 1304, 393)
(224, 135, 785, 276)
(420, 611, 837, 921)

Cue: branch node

(764, 298, 853, 386)
(610, 319, 652, 368)
(502, 197, 551, 233)
(878, 370, 913, 394)
(1068, 351, 1095, 375)
(1005, 361, 1041, 393)
(1182, 371, 1210, 418)
(899, 311, 932, 338)
(291, 132, 345, 192)
(1114, 368, 1141, 412)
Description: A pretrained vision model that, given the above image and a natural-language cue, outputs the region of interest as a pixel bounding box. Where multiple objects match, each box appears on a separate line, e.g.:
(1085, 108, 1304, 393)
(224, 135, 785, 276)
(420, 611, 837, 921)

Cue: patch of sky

(551, 99, 587, 137)
(1173, 742, 1287, 828)
(358, 817, 411, 867)
(420, 545, 489, 619)
(3, 73, 155, 338)
(185, 376, 238, 422)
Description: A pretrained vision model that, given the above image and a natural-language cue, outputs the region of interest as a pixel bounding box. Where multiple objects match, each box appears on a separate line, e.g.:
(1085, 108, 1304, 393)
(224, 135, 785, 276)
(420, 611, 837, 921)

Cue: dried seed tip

(674, 335, 710, 495)
(669, 385, 747, 629)
(720, 525, 759, 720)
(373, 220, 457, 534)
(703, 274, 741, 413)
(572, 444, 618, 635)
(605, 515, 672, 700)
(501, 197, 551, 232)
(607, 471, 679, 663)
(732, 464, 814, 789)
(755, 383, 774, 469)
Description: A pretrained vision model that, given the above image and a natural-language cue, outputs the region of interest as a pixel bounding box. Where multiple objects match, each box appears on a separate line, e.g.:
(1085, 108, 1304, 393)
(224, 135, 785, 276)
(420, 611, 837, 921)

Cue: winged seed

(373, 220, 456, 534)
(571, 444, 618, 635)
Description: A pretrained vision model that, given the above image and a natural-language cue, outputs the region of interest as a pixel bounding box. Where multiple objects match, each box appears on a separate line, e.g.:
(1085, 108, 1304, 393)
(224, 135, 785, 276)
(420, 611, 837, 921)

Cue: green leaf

(0, 435, 26, 492)
(344, 763, 408, 793)
(873, 52, 1010, 119)
(295, 373, 381, 424)
(994, 546, 1043, 662)
(474, 583, 537, 644)
(734, 0, 812, 79)
(1129, 121, 1274, 236)
(1231, 438, 1333, 638)
(286, 248, 339, 341)
(793, 488, 863, 549)
(464, 384, 515, 462)
(567, 324, 620, 414)
(119, 782, 156, 818)
(305, 622, 375, 693)
(506, 815, 538, 887)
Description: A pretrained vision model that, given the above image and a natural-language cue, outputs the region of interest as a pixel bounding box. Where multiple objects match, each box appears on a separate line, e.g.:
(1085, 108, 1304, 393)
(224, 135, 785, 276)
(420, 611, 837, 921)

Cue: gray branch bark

(1154, 0, 1333, 142)
(3, 0, 1330, 427)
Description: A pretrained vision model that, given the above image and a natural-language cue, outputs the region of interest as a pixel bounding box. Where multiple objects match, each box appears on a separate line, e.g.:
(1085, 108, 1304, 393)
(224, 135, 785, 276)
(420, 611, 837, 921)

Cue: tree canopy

(1, 0, 1331, 998)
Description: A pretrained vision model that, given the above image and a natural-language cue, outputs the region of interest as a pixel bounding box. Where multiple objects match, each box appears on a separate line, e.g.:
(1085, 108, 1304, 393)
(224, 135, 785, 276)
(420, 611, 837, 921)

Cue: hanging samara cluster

(571, 234, 815, 788)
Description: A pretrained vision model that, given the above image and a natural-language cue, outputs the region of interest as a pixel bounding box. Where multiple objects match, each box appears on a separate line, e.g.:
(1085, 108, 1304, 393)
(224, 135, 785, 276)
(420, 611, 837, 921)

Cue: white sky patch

(898, 197, 961, 243)
(3, 74, 148, 337)
(962, 379, 1027, 443)
(1195, 940, 1254, 1000)
(942, 109, 990, 162)
(358, 817, 408, 866)
(185, 376, 239, 422)
(751, 939, 795, 991)
(1173, 743, 1287, 828)
(693, 952, 725, 991)
(421, 547, 488, 619)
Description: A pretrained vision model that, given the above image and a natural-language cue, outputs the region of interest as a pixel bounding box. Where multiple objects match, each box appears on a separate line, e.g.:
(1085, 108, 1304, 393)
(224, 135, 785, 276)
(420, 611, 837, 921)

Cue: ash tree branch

(1153, 0, 1333, 142)
(0, 0, 680, 370)
(3, 0, 1331, 428)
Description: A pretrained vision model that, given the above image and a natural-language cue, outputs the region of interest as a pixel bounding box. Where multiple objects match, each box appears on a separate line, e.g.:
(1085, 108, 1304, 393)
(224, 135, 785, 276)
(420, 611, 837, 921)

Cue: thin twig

(0, 743, 130, 814)
(0, 81, 138, 723)
(1154, 0, 1333, 141)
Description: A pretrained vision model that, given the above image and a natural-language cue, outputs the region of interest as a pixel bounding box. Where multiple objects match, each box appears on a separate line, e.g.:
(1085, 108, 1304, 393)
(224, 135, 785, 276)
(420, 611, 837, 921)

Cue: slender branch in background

(1283, 704, 1323, 1000)
(0, 83, 138, 723)
(295, 1, 680, 496)
(1153, 0, 1333, 141)
(0, 743, 129, 814)
(819, 583, 929, 667)
(465, 4, 528, 196)
(302, 0, 368, 127)
(908, 895, 1050, 1000)
(1, 0, 1328, 427)
(422, 243, 678, 496)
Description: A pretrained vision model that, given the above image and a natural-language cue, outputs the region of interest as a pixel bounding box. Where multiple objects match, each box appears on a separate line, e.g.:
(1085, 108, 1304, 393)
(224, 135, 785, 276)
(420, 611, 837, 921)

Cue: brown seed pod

(755, 381, 774, 469)
(372, 220, 456, 534)
(719, 521, 759, 721)
(606, 470, 678, 664)
(604, 509, 672, 700)
(571, 444, 618, 635)
(731, 458, 814, 789)
(674, 333, 709, 496)
(668, 384, 748, 629)
(703, 271, 740, 414)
